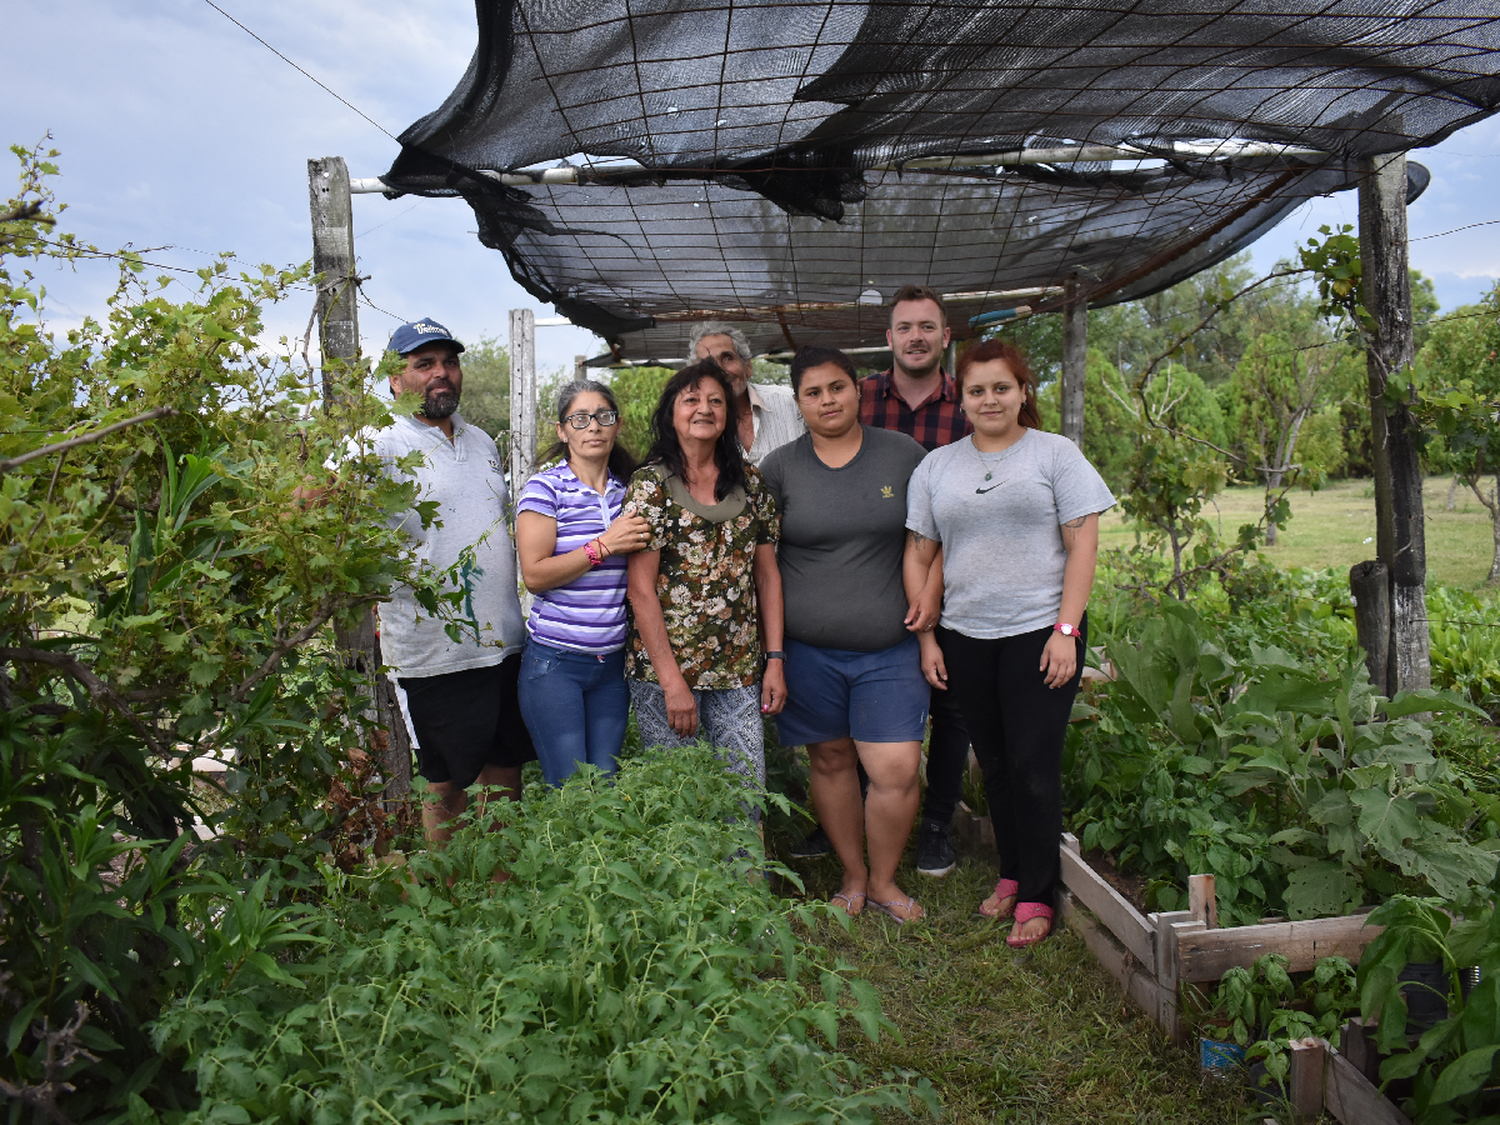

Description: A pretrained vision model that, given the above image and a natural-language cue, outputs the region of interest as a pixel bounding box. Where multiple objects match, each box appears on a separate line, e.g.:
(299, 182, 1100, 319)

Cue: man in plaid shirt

(792, 285, 972, 877)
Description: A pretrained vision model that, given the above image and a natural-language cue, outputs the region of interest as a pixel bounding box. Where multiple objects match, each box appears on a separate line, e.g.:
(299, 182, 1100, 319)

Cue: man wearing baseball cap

(371, 317, 534, 846)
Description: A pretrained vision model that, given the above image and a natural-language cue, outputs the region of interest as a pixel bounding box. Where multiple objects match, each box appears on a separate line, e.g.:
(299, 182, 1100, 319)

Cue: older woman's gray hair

(687, 321, 753, 368)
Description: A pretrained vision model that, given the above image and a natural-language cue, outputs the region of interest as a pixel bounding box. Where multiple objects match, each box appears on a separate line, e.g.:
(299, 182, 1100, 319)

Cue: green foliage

(457, 335, 510, 438)
(1067, 578, 1500, 925)
(609, 365, 674, 461)
(1427, 584, 1500, 719)
(1357, 896, 1500, 1123)
(155, 748, 935, 1124)
(0, 143, 438, 1118)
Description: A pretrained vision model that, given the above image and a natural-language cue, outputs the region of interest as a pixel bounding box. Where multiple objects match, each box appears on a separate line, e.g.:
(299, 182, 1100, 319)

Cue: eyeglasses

(563, 409, 619, 429)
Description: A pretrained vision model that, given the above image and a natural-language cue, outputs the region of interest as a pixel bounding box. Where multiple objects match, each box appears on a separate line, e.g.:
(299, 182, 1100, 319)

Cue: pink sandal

(978, 878, 1020, 919)
(1006, 902, 1054, 948)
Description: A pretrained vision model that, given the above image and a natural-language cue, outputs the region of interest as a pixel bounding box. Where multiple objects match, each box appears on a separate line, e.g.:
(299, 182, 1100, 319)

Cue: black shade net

(380, 0, 1500, 360)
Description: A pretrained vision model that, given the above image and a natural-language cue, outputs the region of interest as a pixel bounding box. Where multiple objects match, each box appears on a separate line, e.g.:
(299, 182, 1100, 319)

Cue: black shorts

(400, 656, 537, 789)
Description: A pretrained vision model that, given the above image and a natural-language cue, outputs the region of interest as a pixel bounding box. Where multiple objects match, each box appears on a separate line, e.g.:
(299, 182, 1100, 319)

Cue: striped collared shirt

(859, 367, 972, 451)
(741, 382, 806, 466)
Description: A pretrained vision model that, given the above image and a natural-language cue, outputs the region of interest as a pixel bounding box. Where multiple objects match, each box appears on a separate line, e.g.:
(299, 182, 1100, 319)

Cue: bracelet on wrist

(583, 540, 603, 567)
(763, 650, 785, 662)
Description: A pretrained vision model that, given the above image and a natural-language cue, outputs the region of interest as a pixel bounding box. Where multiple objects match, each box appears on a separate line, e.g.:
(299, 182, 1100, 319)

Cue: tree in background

(608, 365, 674, 461)
(1416, 295, 1500, 581)
(456, 335, 510, 438)
(1220, 298, 1362, 542)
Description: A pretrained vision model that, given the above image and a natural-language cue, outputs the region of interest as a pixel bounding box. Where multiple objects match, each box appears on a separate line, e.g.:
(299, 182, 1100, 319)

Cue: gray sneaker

(915, 819, 956, 877)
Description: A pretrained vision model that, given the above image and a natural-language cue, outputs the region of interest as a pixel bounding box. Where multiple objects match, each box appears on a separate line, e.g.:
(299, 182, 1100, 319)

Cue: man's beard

(420, 387, 459, 419)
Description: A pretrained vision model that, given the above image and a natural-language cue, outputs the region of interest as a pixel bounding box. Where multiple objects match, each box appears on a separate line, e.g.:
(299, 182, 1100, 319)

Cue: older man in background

(688, 321, 804, 466)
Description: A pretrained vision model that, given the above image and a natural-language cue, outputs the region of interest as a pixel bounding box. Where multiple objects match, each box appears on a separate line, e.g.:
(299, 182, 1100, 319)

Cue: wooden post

(1287, 1038, 1327, 1120)
(1359, 153, 1431, 694)
(308, 156, 411, 806)
(1350, 560, 1392, 692)
(1061, 275, 1087, 450)
(509, 309, 538, 489)
(574, 354, 586, 381)
(1188, 874, 1218, 930)
(308, 158, 359, 404)
(944, 340, 957, 380)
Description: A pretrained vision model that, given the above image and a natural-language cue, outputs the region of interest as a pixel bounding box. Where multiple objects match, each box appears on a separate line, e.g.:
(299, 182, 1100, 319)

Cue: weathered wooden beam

(1288, 1038, 1327, 1120)
(1060, 893, 1169, 1020)
(1358, 151, 1430, 694)
(1176, 914, 1382, 983)
(1059, 835, 1155, 966)
(308, 157, 359, 403)
(509, 309, 538, 491)
(1188, 873, 1218, 930)
(308, 156, 411, 806)
(1324, 1038, 1411, 1125)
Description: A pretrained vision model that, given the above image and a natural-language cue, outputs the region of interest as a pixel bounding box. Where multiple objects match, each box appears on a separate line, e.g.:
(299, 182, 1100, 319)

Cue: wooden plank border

(1176, 914, 1382, 984)
(1058, 892, 1169, 1019)
(1059, 833, 1155, 966)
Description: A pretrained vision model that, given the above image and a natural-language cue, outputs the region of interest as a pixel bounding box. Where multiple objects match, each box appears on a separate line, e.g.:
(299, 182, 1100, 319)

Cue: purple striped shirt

(517, 464, 629, 653)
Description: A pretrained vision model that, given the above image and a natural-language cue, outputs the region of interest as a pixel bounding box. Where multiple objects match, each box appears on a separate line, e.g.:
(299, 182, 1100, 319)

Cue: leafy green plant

(0, 142, 440, 1118)
(1067, 590, 1498, 924)
(1358, 896, 1500, 1123)
(156, 747, 937, 1124)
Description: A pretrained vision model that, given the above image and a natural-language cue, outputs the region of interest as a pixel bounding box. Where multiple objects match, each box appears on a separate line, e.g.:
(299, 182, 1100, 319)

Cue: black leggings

(936, 621, 1084, 908)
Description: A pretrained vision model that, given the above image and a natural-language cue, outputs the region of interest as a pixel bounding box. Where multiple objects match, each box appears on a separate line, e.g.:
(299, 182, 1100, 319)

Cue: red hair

(956, 339, 1043, 430)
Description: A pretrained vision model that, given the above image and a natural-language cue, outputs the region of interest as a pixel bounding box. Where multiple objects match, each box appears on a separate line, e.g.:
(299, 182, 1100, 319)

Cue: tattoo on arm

(1061, 516, 1087, 529)
(908, 530, 931, 546)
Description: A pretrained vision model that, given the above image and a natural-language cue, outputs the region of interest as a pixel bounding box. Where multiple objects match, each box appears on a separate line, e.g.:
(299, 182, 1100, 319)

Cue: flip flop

(1006, 902, 1054, 948)
(830, 891, 866, 917)
(869, 896, 924, 925)
(977, 878, 1020, 919)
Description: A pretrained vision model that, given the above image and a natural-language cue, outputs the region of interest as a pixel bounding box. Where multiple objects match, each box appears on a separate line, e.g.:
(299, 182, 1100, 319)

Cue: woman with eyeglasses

(516, 380, 651, 785)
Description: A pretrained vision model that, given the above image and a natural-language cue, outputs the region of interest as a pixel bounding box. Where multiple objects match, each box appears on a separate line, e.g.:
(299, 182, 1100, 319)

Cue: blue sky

(7, 0, 1498, 376)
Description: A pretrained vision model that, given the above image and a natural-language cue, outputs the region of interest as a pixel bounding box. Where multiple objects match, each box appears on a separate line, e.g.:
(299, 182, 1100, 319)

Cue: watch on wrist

(1053, 622, 1080, 638)
(763, 650, 786, 662)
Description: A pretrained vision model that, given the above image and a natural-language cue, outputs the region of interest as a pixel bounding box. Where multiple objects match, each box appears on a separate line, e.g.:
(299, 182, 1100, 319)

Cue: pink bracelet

(583, 540, 602, 567)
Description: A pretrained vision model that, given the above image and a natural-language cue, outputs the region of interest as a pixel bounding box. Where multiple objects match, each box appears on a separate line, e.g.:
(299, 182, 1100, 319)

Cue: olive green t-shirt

(759, 427, 927, 652)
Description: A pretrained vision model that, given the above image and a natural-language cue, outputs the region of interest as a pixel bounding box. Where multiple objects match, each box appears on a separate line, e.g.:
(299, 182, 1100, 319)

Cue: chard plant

(1067, 593, 1499, 924)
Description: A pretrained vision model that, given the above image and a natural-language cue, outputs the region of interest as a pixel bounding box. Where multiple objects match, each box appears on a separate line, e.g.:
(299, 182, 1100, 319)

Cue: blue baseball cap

(387, 318, 465, 356)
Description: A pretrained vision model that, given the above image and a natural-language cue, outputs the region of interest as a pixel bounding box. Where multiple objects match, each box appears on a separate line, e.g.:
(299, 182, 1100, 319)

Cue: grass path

(1098, 474, 1499, 591)
(776, 837, 1246, 1123)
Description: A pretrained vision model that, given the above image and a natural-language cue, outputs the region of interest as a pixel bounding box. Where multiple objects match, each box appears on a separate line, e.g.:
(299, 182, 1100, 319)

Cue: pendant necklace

(970, 436, 1013, 493)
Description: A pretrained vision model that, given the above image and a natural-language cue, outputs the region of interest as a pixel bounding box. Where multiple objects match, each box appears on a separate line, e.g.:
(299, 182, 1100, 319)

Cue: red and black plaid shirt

(859, 368, 972, 451)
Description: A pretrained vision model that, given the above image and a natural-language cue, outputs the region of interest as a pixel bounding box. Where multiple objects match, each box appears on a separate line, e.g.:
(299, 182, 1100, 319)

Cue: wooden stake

(307, 156, 411, 806)
(1358, 152, 1431, 694)
(308, 157, 359, 404)
(1188, 873, 1218, 930)
(510, 309, 538, 489)
(1061, 275, 1087, 450)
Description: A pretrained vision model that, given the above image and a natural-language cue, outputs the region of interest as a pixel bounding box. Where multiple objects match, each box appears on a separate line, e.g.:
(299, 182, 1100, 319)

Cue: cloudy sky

(7, 0, 1499, 379)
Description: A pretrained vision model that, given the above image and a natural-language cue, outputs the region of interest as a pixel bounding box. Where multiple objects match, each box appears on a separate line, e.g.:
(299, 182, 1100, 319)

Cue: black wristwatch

(763, 650, 785, 662)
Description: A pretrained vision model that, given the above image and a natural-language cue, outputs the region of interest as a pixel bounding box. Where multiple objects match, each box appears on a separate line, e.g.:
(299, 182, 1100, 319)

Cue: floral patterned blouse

(624, 464, 780, 689)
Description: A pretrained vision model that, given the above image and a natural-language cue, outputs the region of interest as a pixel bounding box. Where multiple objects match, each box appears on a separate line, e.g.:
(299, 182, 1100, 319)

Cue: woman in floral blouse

(625, 360, 787, 793)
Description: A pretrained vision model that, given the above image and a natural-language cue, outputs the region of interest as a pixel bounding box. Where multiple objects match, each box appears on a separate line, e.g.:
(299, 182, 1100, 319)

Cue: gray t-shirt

(760, 426, 927, 651)
(905, 428, 1115, 640)
(360, 414, 525, 678)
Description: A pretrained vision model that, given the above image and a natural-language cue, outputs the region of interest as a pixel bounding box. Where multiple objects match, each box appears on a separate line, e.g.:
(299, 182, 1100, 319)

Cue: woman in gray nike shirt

(905, 338, 1114, 947)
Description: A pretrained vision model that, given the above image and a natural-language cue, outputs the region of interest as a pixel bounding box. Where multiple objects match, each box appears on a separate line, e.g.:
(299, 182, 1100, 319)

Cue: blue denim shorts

(776, 634, 929, 745)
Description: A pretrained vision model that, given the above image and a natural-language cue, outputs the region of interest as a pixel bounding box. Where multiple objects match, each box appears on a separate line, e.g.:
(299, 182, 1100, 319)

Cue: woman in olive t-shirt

(760, 345, 931, 925)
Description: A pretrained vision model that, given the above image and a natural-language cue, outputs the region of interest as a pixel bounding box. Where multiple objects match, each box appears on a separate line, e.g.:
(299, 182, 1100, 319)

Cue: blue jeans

(518, 640, 629, 786)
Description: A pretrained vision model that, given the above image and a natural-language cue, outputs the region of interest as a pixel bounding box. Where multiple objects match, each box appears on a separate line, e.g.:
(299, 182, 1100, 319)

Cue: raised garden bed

(1057, 832, 1413, 1124)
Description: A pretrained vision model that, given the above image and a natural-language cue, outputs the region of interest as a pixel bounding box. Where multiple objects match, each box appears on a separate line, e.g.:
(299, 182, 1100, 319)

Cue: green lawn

(1098, 475, 1499, 591)
(775, 839, 1246, 1124)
